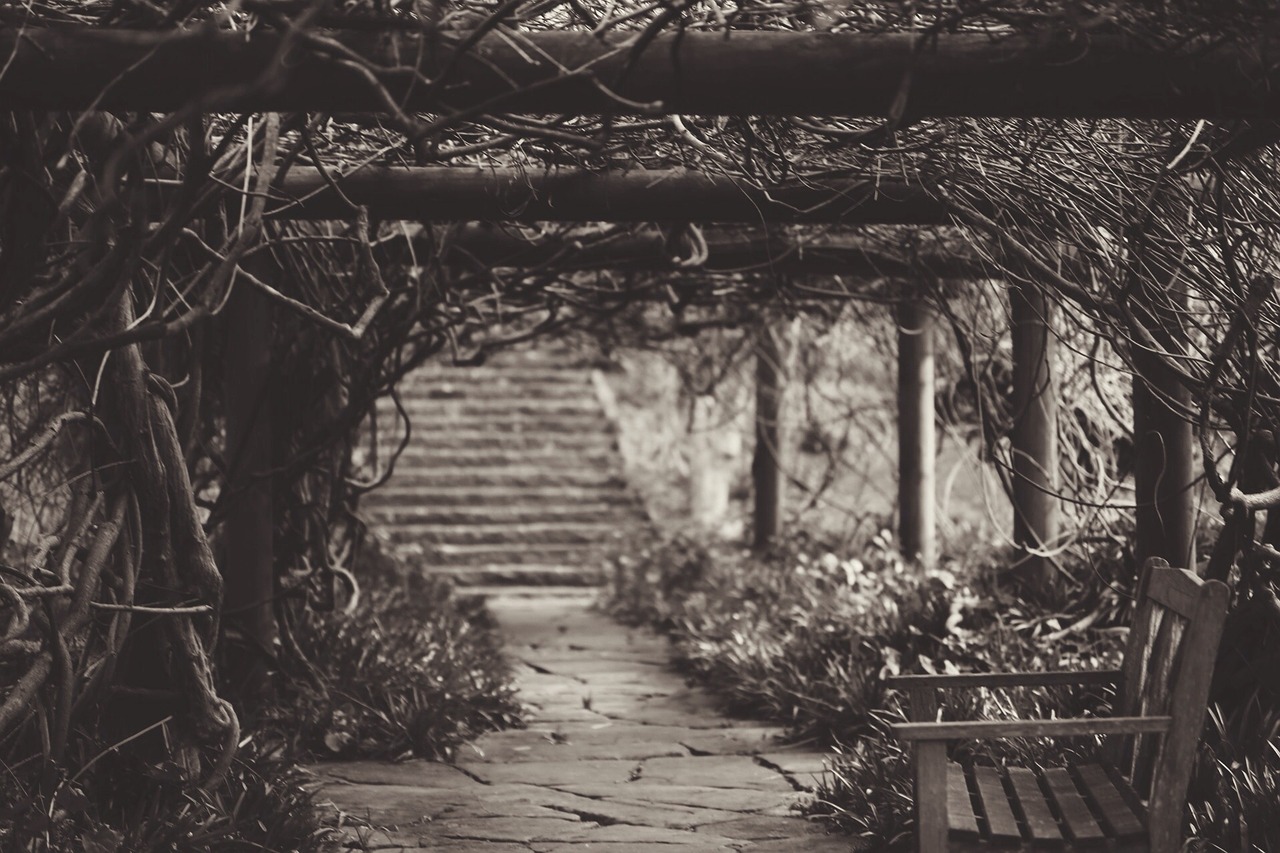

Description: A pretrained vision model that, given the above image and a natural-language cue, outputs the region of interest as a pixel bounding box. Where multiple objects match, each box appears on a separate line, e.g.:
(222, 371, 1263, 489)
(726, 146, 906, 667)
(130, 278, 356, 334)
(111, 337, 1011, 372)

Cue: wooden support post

(1010, 283, 1060, 594)
(752, 323, 784, 550)
(223, 282, 276, 694)
(1132, 350, 1196, 570)
(897, 298, 937, 567)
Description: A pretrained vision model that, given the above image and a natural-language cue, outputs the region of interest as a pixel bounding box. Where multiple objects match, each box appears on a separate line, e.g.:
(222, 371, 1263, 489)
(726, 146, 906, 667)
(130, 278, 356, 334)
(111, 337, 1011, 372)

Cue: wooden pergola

(31, 21, 1213, 608)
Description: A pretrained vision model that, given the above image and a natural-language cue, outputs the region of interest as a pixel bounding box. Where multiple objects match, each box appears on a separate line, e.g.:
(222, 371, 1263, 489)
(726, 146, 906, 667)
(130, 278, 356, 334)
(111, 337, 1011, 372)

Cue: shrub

(1185, 702, 1280, 853)
(607, 527, 1280, 851)
(604, 528, 1029, 740)
(603, 528, 1130, 845)
(0, 739, 330, 853)
(275, 555, 524, 761)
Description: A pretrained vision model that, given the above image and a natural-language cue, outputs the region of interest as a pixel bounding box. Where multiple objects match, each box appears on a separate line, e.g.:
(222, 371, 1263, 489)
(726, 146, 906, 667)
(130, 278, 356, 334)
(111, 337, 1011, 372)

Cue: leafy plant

(0, 738, 331, 853)
(603, 528, 1131, 846)
(275, 558, 524, 761)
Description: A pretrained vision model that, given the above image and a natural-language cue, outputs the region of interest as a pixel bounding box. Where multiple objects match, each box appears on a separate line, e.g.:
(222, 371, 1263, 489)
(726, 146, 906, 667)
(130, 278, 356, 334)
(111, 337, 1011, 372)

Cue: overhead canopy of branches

(4, 0, 1280, 822)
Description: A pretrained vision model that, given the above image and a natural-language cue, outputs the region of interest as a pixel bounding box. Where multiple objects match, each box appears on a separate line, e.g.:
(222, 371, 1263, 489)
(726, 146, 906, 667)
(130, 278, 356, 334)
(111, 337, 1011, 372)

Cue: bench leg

(916, 741, 948, 853)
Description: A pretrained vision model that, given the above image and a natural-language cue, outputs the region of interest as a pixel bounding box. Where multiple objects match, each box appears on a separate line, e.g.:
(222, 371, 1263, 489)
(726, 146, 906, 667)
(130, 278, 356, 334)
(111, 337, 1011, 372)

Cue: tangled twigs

(0, 494, 125, 734)
(0, 412, 94, 483)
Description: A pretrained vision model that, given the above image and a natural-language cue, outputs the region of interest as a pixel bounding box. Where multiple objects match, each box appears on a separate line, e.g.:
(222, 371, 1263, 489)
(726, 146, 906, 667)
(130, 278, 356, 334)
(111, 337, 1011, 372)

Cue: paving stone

(528, 822, 739, 847)
(638, 756, 795, 791)
(314, 761, 478, 788)
(525, 706, 617, 724)
(676, 727, 789, 755)
(413, 843, 535, 852)
(529, 840, 737, 845)
(514, 673, 592, 695)
(538, 793, 743, 830)
(527, 657, 673, 676)
(556, 784, 801, 813)
(756, 752, 832, 790)
(339, 830, 533, 851)
(700, 815, 836, 841)
(458, 758, 640, 786)
(746, 833, 857, 852)
(522, 648, 671, 667)
(468, 726, 691, 762)
(590, 692, 761, 729)
(428, 816, 595, 844)
(430, 781, 735, 830)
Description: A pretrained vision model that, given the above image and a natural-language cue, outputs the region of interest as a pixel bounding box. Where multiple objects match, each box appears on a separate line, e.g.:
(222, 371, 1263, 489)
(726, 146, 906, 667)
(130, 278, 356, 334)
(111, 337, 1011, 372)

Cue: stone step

(399, 384, 593, 402)
(377, 467, 627, 489)
(369, 431, 617, 452)
(365, 485, 639, 508)
(364, 504, 645, 525)
(370, 448, 620, 468)
(442, 567, 605, 587)
(406, 367, 595, 386)
(457, 585, 602, 599)
(378, 398, 602, 416)
(403, 541, 608, 566)
(384, 414, 612, 434)
(381, 521, 625, 546)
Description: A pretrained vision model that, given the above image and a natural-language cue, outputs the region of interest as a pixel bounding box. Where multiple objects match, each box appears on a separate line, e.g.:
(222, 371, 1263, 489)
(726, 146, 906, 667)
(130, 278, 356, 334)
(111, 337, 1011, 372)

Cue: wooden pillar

(1132, 348, 1196, 570)
(1010, 283, 1060, 594)
(752, 322, 783, 550)
(223, 282, 276, 693)
(897, 298, 937, 567)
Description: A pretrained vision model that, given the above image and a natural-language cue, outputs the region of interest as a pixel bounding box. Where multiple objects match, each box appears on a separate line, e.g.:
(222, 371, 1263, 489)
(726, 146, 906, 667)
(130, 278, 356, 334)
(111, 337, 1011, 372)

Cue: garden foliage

(0, 540, 522, 851)
(276, 550, 524, 761)
(603, 529, 1280, 852)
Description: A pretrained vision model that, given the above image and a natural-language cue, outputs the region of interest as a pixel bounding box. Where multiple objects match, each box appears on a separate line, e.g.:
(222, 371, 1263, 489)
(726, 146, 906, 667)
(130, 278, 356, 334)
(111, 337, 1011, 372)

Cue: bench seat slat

(1007, 767, 1062, 844)
(1074, 763, 1145, 841)
(947, 763, 981, 840)
(973, 766, 1023, 845)
(1042, 767, 1106, 845)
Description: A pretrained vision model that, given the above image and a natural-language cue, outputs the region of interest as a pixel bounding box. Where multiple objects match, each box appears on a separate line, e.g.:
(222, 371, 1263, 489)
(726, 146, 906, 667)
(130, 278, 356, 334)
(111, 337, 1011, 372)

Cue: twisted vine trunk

(102, 295, 236, 786)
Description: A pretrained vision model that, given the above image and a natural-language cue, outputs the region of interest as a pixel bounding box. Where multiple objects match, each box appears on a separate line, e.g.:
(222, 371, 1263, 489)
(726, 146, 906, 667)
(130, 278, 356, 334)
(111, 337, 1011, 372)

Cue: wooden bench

(888, 558, 1229, 853)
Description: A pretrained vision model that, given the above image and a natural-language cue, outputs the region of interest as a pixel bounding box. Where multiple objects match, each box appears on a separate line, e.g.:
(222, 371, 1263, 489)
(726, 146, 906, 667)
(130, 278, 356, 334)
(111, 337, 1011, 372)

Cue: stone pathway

(312, 593, 850, 852)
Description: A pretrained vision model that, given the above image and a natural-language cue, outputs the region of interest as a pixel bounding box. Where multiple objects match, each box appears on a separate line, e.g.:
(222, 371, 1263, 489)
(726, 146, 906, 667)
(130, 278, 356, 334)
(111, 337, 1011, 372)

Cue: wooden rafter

(3, 27, 1279, 118)
(247, 168, 952, 223)
(413, 224, 991, 278)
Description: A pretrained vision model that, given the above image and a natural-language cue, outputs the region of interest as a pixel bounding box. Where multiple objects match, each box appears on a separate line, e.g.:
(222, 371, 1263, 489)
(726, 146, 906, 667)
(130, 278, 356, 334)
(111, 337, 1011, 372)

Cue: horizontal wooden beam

(258, 167, 951, 223)
(3, 27, 1278, 118)
(425, 224, 991, 278)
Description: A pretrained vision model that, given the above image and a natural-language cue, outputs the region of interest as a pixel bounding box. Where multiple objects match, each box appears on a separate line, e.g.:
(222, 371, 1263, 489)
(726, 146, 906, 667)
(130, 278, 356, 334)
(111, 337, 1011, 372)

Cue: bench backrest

(1108, 557, 1228, 843)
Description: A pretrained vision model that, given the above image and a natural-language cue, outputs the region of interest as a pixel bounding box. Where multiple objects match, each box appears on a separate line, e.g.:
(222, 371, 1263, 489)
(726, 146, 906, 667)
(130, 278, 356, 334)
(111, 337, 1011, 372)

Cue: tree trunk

(1010, 282, 1060, 595)
(897, 298, 937, 567)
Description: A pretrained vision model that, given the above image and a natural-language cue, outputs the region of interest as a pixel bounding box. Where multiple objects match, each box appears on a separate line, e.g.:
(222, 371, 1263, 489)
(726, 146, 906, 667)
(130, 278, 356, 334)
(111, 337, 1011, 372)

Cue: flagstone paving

(313, 592, 850, 851)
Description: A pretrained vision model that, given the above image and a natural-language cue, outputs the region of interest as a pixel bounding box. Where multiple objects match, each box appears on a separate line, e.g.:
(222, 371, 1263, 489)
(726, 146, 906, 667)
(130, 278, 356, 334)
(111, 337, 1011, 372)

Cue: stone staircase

(361, 350, 647, 589)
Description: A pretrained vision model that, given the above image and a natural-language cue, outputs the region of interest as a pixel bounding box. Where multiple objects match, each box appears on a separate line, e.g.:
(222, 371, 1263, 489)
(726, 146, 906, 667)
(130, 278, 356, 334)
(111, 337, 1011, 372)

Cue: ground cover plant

(603, 527, 1280, 852)
(274, 544, 524, 762)
(0, 533, 522, 852)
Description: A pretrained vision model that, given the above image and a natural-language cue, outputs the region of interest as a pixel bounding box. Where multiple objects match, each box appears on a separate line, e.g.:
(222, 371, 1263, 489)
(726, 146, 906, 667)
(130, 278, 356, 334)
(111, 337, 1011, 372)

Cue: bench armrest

(891, 715, 1171, 742)
(885, 669, 1121, 691)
